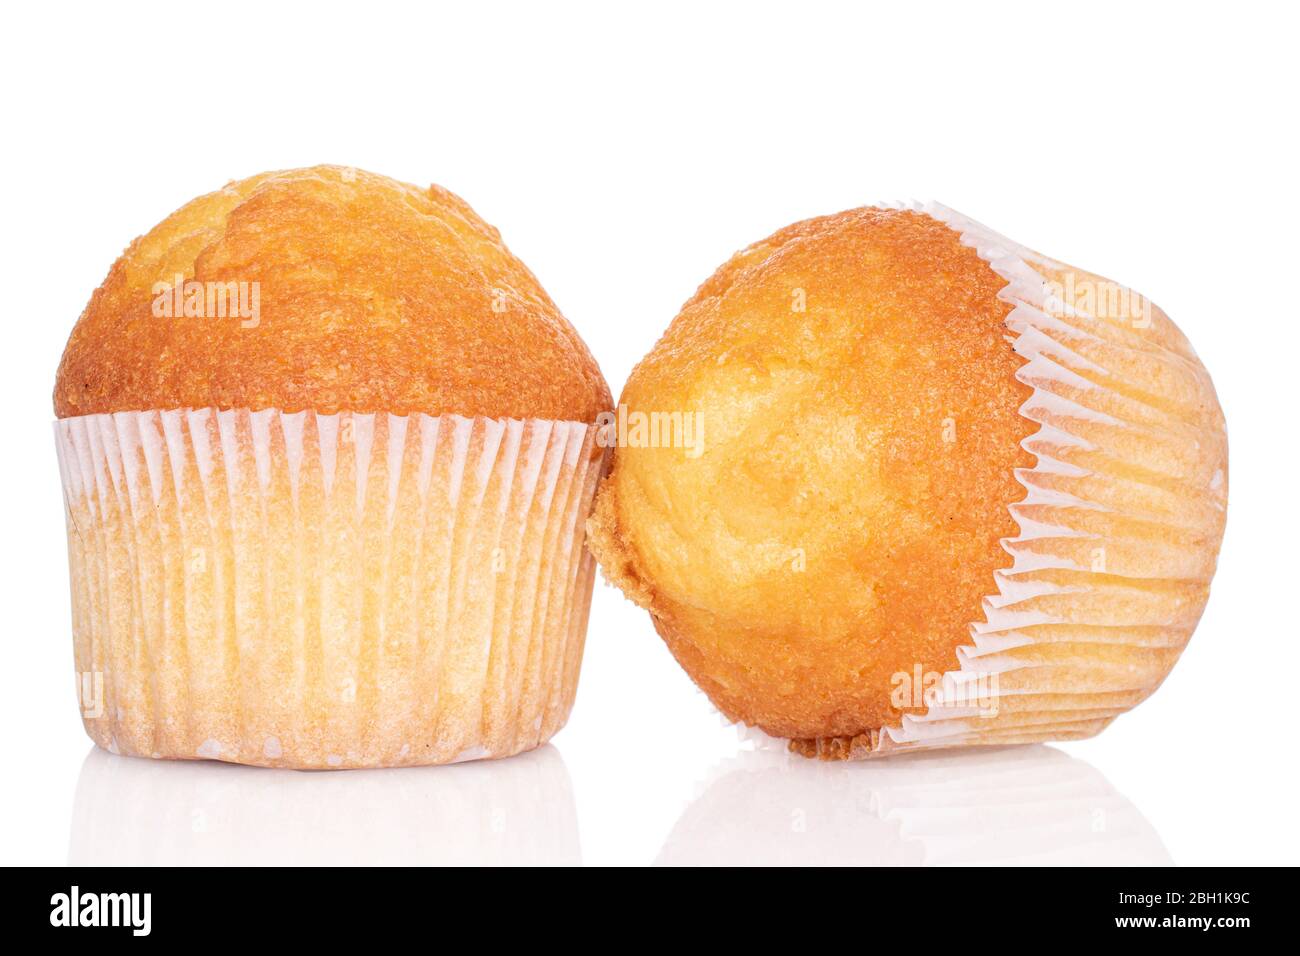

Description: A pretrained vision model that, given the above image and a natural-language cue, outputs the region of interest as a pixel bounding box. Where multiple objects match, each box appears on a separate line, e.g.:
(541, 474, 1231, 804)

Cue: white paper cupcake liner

(785, 203, 1228, 759)
(55, 408, 608, 768)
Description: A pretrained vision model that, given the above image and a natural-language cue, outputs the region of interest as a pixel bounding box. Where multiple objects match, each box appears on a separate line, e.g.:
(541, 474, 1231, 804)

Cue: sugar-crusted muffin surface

(54, 165, 610, 422)
(587, 209, 1036, 740)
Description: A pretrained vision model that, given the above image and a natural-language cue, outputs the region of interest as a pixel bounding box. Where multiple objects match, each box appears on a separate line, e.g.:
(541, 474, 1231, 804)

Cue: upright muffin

(588, 204, 1227, 758)
(55, 166, 611, 768)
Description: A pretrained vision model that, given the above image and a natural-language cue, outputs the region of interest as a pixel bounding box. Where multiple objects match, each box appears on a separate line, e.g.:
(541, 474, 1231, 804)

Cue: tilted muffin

(587, 204, 1226, 759)
(54, 166, 611, 768)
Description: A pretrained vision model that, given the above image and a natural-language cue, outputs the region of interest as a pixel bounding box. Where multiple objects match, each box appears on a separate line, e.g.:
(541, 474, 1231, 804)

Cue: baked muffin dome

(588, 205, 1227, 758)
(55, 165, 610, 421)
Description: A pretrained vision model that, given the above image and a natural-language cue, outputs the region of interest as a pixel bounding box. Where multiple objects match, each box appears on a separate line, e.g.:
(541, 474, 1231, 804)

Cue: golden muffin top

(54, 165, 610, 422)
(587, 207, 1035, 741)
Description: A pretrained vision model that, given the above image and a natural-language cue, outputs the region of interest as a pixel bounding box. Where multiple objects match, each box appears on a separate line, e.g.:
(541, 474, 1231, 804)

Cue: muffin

(587, 203, 1227, 759)
(54, 165, 611, 768)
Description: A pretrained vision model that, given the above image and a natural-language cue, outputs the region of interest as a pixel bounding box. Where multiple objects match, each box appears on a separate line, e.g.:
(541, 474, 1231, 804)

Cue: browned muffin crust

(587, 208, 1036, 741)
(54, 166, 610, 422)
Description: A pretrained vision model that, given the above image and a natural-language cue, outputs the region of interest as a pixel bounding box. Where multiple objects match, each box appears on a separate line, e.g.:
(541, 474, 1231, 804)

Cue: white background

(2, 2, 1296, 866)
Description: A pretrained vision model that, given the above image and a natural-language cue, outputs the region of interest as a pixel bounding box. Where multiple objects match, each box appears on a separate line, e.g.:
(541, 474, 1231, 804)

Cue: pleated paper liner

(782, 203, 1228, 759)
(55, 408, 608, 768)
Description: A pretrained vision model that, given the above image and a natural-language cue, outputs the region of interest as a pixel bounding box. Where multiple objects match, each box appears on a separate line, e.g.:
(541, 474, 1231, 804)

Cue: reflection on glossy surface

(70, 744, 580, 866)
(657, 745, 1171, 866)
